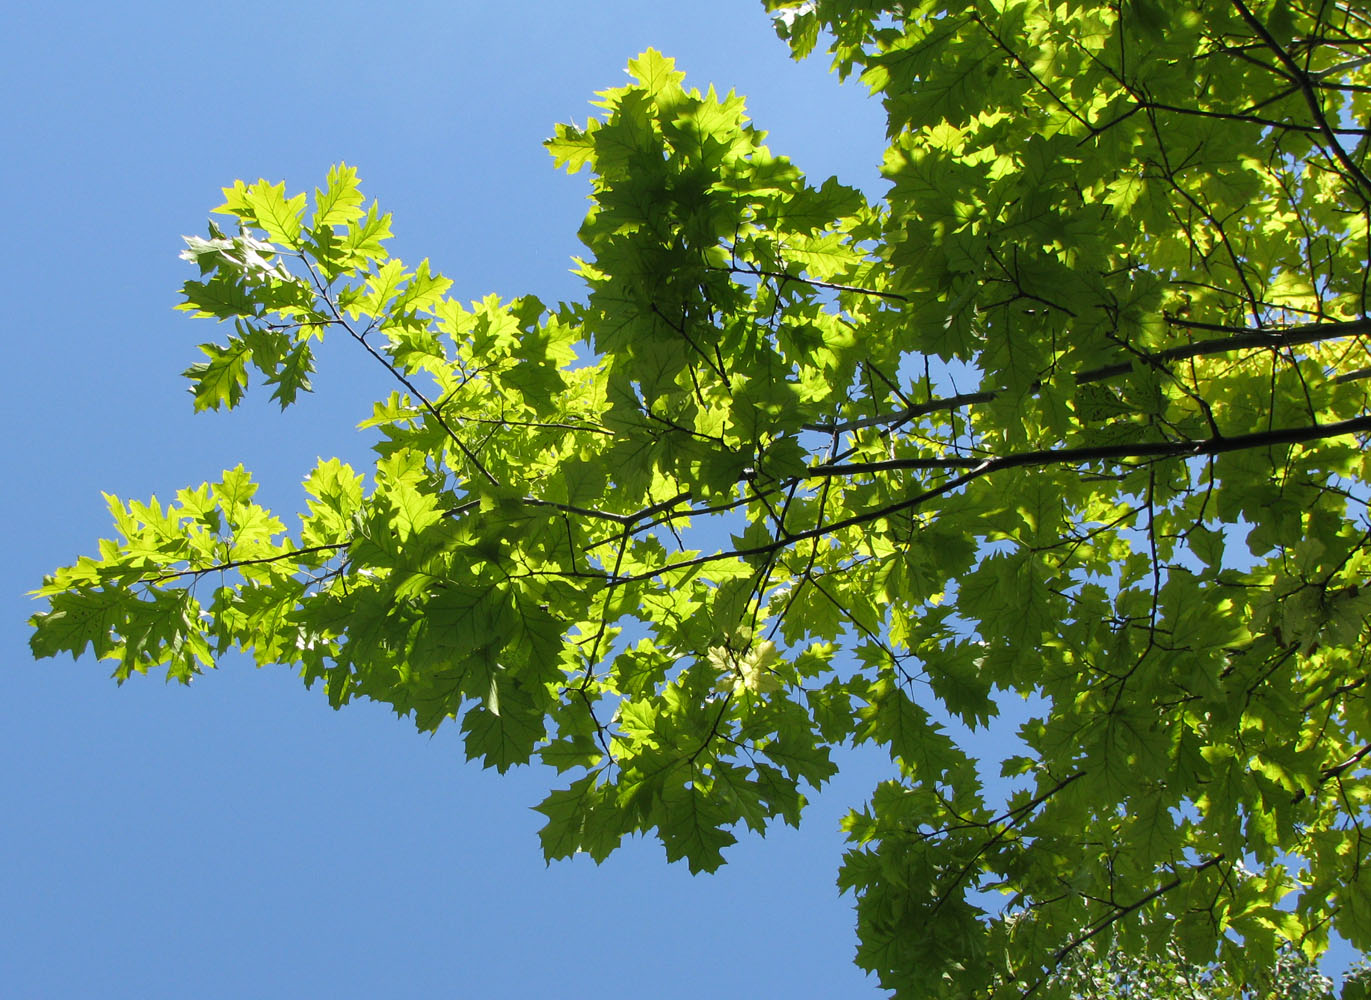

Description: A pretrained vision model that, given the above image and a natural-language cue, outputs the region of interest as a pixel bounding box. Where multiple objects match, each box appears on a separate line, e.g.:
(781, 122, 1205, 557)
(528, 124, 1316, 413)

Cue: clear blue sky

(4, 4, 1358, 997)
(1, 3, 905, 997)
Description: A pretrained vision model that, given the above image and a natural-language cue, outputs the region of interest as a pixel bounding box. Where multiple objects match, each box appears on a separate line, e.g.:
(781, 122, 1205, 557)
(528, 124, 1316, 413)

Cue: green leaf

(462, 703, 544, 773)
(312, 163, 366, 228)
(342, 202, 392, 266)
(183, 339, 252, 411)
(217, 179, 307, 245)
(659, 781, 737, 874)
(29, 587, 125, 662)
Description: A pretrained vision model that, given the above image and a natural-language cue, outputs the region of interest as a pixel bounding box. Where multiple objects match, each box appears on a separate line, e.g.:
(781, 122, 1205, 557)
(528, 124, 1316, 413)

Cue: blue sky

(1, 3, 904, 997)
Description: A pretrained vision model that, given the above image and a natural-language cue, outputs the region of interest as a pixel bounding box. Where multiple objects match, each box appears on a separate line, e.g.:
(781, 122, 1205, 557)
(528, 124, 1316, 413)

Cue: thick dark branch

(611, 416, 1371, 585)
(1145, 315, 1371, 367)
(808, 317, 1371, 434)
(1291, 743, 1371, 804)
(1137, 97, 1371, 136)
(608, 457, 989, 585)
(1231, 0, 1371, 199)
(814, 454, 987, 473)
(1314, 54, 1371, 82)
(813, 416, 1371, 478)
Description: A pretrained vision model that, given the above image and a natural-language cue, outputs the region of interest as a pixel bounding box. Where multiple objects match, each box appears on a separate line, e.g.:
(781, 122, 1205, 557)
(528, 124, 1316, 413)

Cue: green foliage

(30, 3, 1371, 996)
(1054, 941, 1337, 999)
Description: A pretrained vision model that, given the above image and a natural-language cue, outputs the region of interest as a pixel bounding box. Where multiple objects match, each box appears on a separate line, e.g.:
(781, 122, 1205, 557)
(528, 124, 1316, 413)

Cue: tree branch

(1020, 854, 1228, 999)
(708, 263, 908, 302)
(144, 542, 349, 584)
(811, 415, 1371, 478)
(1231, 0, 1371, 199)
(807, 316, 1371, 434)
(610, 415, 1371, 585)
(301, 254, 501, 486)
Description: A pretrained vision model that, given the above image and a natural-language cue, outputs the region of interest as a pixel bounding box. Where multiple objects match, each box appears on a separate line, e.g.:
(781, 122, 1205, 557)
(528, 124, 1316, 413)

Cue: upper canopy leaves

(30, 5, 1371, 997)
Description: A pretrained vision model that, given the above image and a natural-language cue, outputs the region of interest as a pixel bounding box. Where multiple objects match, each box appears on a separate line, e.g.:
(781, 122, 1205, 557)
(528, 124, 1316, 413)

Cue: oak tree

(30, 1, 1371, 996)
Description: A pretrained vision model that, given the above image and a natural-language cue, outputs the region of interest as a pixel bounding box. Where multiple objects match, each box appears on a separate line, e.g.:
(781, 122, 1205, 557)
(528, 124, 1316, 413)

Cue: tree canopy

(29, 1, 1371, 996)
(1054, 941, 1344, 999)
